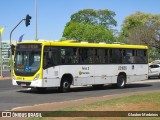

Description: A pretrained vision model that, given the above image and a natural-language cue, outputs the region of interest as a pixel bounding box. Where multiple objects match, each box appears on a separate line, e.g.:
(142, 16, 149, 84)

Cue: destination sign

(17, 44, 41, 49)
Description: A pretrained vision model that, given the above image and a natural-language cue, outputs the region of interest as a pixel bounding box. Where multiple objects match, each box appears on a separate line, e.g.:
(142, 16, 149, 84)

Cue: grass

(28, 92, 160, 120)
(61, 92, 160, 111)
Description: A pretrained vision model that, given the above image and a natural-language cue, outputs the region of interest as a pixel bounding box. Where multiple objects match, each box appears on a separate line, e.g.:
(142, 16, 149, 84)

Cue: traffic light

(25, 14, 31, 27)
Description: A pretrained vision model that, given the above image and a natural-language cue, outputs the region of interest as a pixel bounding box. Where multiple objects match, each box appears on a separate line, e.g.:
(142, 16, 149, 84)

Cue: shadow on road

(16, 83, 152, 94)
(125, 83, 152, 88)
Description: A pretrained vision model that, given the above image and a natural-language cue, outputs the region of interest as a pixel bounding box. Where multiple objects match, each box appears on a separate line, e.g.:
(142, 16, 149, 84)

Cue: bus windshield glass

(14, 44, 41, 76)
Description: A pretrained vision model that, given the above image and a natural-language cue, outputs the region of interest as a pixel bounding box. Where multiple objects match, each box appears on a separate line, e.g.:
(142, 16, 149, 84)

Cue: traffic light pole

(9, 14, 31, 73)
(9, 19, 25, 72)
(10, 19, 25, 46)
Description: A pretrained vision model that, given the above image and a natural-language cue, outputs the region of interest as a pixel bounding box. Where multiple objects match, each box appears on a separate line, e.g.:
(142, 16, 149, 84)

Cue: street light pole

(0, 35, 2, 76)
(35, 0, 38, 40)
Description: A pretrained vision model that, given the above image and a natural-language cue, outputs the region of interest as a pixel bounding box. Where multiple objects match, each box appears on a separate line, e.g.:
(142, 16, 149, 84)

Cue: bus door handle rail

(101, 75, 107, 77)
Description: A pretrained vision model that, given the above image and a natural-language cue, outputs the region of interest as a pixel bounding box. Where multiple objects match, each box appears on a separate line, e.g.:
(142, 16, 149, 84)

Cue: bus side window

(73, 48, 79, 64)
(79, 48, 83, 64)
(112, 49, 122, 64)
(109, 49, 112, 63)
(144, 50, 147, 63)
(52, 47, 59, 65)
(43, 52, 52, 68)
(136, 50, 147, 63)
(65, 48, 72, 64)
(43, 47, 58, 69)
(43, 52, 48, 69)
(124, 49, 133, 64)
(105, 49, 109, 64)
(60, 48, 65, 64)
(87, 49, 95, 64)
(79, 48, 87, 64)
(60, 47, 75, 64)
(96, 49, 105, 64)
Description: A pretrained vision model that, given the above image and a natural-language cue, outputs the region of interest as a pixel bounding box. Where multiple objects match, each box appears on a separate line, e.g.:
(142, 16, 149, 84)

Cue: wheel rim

(63, 82, 69, 89)
(118, 76, 125, 87)
(120, 78, 124, 86)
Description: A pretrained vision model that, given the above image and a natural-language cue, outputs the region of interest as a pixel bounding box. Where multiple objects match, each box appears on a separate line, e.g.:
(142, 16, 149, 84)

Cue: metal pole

(35, 0, 38, 40)
(10, 19, 25, 46)
(0, 35, 2, 76)
(10, 19, 25, 72)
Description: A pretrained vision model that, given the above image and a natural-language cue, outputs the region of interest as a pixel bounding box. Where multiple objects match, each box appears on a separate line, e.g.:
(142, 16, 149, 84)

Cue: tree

(119, 12, 160, 59)
(125, 22, 160, 47)
(63, 22, 115, 43)
(120, 11, 160, 40)
(70, 9, 117, 28)
(62, 9, 117, 43)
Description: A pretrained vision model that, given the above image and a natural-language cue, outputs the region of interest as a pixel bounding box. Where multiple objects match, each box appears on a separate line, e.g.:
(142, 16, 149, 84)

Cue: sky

(1, 0, 160, 41)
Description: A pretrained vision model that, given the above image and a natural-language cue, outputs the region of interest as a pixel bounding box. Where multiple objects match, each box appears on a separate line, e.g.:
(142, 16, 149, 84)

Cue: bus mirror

(11, 44, 15, 55)
(8, 49, 10, 58)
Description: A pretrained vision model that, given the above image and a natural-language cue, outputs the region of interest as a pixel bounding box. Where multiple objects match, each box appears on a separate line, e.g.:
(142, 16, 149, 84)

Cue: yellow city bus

(12, 40, 148, 92)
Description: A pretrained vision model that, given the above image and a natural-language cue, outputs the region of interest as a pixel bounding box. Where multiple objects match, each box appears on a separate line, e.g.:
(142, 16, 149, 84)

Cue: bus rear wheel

(117, 75, 126, 88)
(59, 78, 71, 93)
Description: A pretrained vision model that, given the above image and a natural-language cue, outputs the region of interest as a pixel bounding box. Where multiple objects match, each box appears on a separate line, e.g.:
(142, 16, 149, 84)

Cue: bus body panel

(43, 66, 60, 87)
(12, 40, 148, 90)
(12, 79, 43, 87)
(43, 64, 148, 87)
(12, 64, 148, 88)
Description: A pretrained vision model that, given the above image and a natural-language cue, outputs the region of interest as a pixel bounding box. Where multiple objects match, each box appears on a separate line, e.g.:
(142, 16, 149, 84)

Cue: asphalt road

(0, 79, 159, 111)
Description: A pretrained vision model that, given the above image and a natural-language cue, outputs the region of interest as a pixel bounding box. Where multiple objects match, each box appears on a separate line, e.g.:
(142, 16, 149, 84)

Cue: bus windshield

(14, 44, 41, 76)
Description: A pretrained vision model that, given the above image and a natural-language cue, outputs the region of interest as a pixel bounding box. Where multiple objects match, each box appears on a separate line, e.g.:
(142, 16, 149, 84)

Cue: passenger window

(135, 50, 147, 63)
(112, 49, 122, 64)
(43, 47, 58, 69)
(96, 49, 105, 64)
(60, 47, 80, 64)
(123, 49, 134, 64)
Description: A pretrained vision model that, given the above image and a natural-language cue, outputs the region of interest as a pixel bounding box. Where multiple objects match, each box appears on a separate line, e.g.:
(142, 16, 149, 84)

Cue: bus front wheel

(117, 75, 126, 88)
(59, 78, 71, 93)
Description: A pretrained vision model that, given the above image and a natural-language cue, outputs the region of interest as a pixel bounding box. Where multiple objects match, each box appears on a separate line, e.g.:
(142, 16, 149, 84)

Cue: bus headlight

(12, 75, 15, 80)
(34, 74, 40, 81)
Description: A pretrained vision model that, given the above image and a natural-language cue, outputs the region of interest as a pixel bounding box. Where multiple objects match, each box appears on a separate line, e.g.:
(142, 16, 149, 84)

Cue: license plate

(21, 84, 26, 86)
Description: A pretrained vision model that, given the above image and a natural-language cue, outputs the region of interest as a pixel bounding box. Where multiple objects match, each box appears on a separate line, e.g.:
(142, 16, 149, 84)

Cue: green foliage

(120, 12, 160, 59)
(63, 9, 117, 43)
(71, 9, 117, 28)
(120, 11, 160, 39)
(148, 48, 160, 62)
(63, 22, 115, 43)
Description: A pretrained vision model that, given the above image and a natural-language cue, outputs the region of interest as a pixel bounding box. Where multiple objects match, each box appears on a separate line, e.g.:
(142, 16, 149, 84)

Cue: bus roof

(17, 40, 148, 49)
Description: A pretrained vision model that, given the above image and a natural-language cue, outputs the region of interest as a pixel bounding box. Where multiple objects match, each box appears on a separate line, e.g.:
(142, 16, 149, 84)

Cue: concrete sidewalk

(0, 76, 11, 80)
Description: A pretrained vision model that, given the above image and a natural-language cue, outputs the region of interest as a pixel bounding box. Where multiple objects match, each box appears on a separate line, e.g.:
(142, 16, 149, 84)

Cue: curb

(11, 89, 160, 111)
(0, 76, 11, 80)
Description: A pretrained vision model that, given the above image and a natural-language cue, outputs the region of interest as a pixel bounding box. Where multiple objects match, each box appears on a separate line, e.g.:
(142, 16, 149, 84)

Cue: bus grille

(16, 81, 31, 86)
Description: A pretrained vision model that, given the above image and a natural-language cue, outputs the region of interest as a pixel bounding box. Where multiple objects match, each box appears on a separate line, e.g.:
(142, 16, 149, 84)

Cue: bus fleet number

(118, 66, 127, 70)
